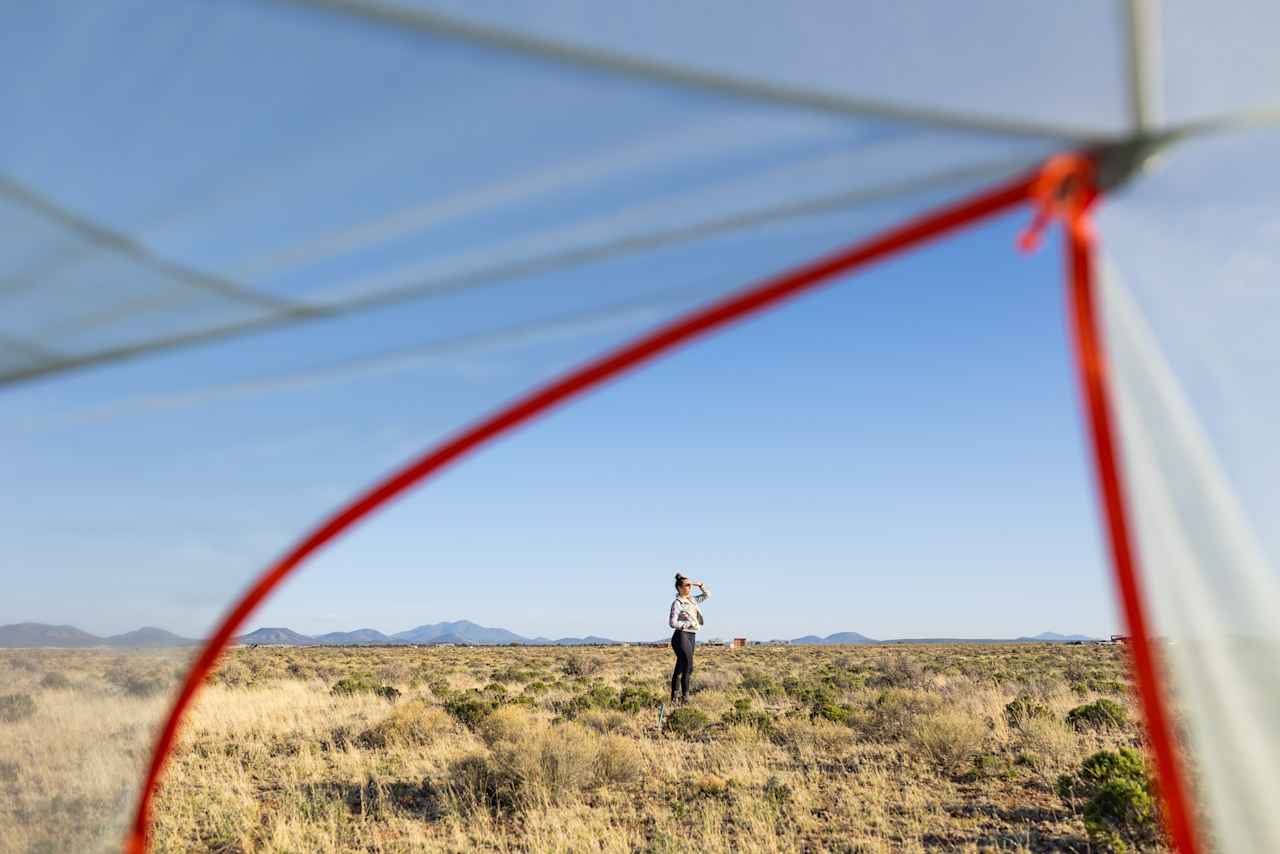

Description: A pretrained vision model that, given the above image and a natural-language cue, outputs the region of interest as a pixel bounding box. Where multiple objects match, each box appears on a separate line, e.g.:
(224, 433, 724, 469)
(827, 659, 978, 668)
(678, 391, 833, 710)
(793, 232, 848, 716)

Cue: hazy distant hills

(0, 623, 198, 648)
(238, 620, 621, 646)
(789, 632, 878, 644)
(392, 620, 525, 645)
(0, 621, 1098, 648)
(104, 627, 199, 647)
(237, 627, 319, 646)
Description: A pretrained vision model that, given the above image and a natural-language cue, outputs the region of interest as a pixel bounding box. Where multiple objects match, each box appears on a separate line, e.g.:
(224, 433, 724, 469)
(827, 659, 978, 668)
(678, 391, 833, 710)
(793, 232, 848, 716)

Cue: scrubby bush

(618, 685, 661, 713)
(1066, 698, 1126, 732)
(763, 775, 792, 809)
(720, 697, 774, 734)
(491, 666, 535, 684)
(0, 693, 36, 723)
(663, 706, 710, 739)
(594, 733, 644, 785)
(445, 692, 501, 729)
(739, 670, 783, 698)
(448, 753, 509, 812)
(358, 701, 453, 749)
(1004, 696, 1052, 729)
(330, 673, 400, 700)
(527, 722, 598, 799)
(811, 698, 857, 726)
(582, 683, 617, 709)
(1057, 748, 1162, 852)
(868, 656, 926, 689)
(579, 709, 630, 734)
(909, 709, 988, 776)
(107, 669, 170, 698)
(453, 721, 603, 814)
(772, 717, 858, 755)
(479, 705, 539, 747)
(561, 653, 601, 678)
(40, 672, 71, 690)
(330, 673, 380, 696)
(692, 773, 731, 799)
(863, 688, 941, 741)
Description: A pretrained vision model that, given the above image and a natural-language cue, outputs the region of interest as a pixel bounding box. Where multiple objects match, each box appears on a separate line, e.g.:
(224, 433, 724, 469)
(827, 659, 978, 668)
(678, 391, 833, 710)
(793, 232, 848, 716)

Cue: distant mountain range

(237, 620, 621, 647)
(0, 621, 1098, 648)
(0, 622, 198, 648)
(788, 632, 878, 645)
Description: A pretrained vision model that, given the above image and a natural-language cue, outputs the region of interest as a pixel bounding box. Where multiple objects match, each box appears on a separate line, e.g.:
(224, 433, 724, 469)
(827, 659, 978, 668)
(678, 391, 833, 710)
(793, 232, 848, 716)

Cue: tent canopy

(3, 2, 1279, 852)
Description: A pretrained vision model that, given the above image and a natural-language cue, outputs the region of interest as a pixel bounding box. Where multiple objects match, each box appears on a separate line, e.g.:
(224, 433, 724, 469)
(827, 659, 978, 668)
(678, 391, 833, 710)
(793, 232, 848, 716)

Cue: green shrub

(583, 683, 617, 710)
(1065, 698, 1126, 732)
(490, 666, 534, 684)
(330, 673, 381, 696)
(1003, 697, 1052, 729)
(663, 706, 710, 738)
(811, 701, 855, 726)
(721, 697, 774, 734)
(780, 676, 809, 699)
(739, 670, 783, 698)
(445, 693, 499, 729)
(618, 685, 661, 713)
(1057, 748, 1161, 852)
(0, 693, 36, 723)
(561, 653, 601, 678)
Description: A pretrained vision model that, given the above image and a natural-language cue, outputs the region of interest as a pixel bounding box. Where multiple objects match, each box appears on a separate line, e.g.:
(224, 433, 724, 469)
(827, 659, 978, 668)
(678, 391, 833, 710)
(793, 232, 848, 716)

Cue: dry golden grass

(0, 642, 1165, 852)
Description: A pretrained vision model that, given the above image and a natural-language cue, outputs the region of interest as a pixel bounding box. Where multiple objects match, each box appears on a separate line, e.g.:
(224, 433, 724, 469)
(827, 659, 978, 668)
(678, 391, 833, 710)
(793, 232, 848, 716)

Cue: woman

(668, 573, 709, 704)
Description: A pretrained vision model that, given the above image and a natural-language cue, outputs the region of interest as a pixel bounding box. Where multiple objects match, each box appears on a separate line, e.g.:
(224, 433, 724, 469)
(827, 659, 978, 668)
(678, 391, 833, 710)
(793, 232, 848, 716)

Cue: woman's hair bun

(674, 572, 687, 590)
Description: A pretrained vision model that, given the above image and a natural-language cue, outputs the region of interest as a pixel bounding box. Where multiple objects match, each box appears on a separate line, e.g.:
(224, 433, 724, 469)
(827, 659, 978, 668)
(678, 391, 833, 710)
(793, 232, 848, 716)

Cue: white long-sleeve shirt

(668, 585, 709, 633)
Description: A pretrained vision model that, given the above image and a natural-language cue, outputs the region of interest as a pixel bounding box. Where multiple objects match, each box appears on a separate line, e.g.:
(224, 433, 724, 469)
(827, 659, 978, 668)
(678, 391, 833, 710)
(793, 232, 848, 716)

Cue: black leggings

(670, 629, 695, 700)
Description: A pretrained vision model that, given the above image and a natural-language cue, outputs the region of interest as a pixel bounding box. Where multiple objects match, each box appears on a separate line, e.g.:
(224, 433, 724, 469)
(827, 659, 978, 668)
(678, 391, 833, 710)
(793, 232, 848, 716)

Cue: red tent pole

(1061, 168, 1202, 854)
(126, 172, 1034, 853)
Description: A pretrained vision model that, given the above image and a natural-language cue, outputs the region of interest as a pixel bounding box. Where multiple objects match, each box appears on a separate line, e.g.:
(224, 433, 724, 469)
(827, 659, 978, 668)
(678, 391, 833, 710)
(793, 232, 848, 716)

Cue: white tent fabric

(4, 1, 1280, 851)
(1099, 126, 1280, 852)
(0, 0, 1074, 388)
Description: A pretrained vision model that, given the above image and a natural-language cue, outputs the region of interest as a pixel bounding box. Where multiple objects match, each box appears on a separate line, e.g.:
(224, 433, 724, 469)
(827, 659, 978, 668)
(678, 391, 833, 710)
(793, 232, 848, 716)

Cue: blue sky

(1, 206, 1121, 642)
(0, 1, 1135, 643)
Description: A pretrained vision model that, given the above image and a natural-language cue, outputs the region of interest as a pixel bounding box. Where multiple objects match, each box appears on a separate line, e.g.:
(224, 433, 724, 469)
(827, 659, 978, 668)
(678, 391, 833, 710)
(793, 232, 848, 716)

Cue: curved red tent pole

(125, 158, 1200, 853)
(126, 172, 1034, 852)
(1054, 157, 1202, 854)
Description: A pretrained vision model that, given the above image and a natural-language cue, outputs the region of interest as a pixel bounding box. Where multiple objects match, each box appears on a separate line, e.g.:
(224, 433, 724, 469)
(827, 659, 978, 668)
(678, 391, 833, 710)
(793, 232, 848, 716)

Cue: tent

(3, 2, 1278, 851)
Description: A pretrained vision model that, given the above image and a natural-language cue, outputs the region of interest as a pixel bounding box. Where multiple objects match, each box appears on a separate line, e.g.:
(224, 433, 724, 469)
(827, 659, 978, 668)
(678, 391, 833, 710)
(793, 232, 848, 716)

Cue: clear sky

(0, 1, 1132, 644)
(1, 205, 1121, 642)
